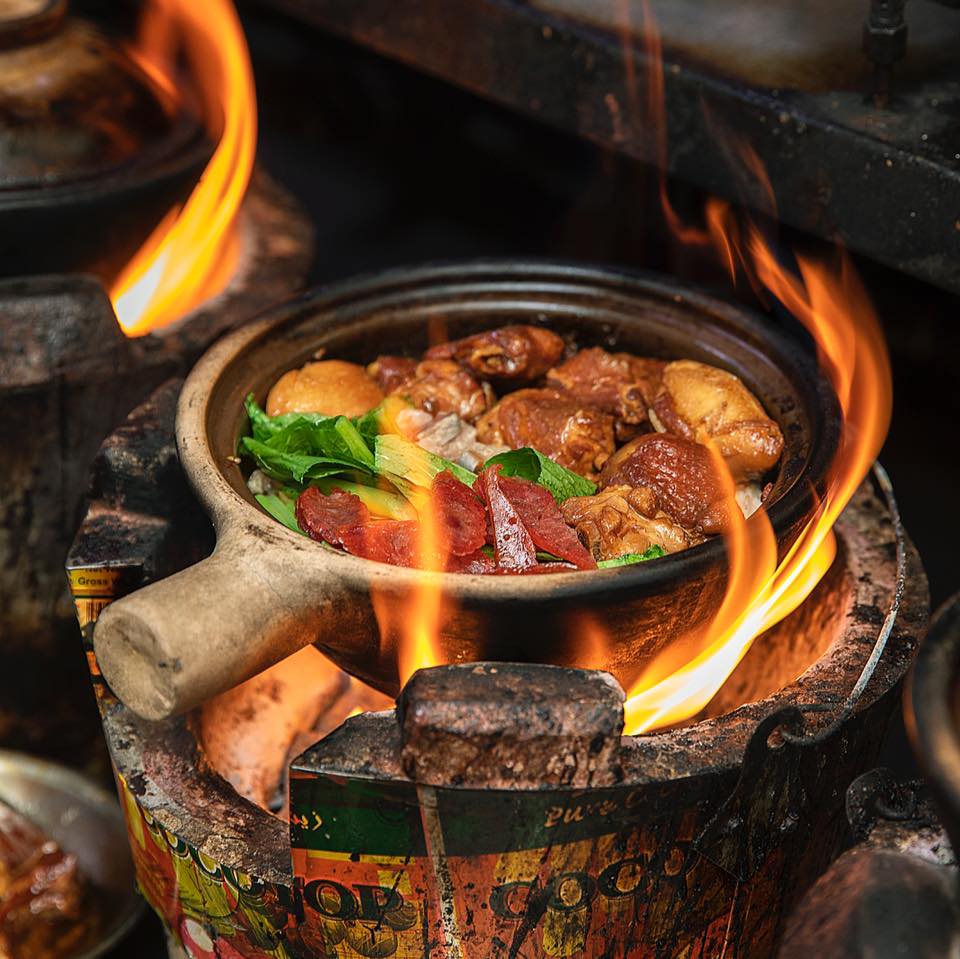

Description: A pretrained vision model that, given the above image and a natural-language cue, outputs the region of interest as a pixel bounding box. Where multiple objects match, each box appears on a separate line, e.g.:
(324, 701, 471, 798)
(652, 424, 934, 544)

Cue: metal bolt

(862, 0, 908, 109)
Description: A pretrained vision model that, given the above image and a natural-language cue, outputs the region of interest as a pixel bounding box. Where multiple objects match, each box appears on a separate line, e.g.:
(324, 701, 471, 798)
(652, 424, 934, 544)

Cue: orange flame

(371, 487, 447, 687)
(621, 6, 892, 732)
(111, 0, 256, 336)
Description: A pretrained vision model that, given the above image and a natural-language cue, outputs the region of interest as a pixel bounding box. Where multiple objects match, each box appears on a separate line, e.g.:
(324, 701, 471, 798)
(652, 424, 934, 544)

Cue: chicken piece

(599, 432, 735, 535)
(561, 485, 692, 560)
(385, 358, 494, 423)
(408, 412, 508, 471)
(267, 360, 384, 418)
(546, 348, 664, 439)
(367, 355, 418, 394)
(0, 799, 96, 959)
(476, 388, 616, 480)
(651, 360, 784, 481)
(425, 325, 565, 383)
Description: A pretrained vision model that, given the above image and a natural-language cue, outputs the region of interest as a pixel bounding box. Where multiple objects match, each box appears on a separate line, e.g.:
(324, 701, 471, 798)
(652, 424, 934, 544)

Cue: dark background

(112, 4, 959, 954)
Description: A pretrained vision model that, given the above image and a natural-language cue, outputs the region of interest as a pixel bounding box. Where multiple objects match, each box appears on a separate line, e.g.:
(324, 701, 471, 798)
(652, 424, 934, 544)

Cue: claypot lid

(0, 0, 200, 191)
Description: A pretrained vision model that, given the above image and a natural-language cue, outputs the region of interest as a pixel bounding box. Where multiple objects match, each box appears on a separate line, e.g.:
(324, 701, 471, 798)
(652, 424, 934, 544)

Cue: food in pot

(267, 359, 383, 418)
(598, 433, 735, 535)
(0, 799, 100, 959)
(475, 387, 616, 480)
(651, 360, 784, 481)
(561, 486, 692, 561)
(370, 357, 495, 422)
(546, 347, 664, 440)
(424, 324, 565, 383)
(239, 325, 784, 573)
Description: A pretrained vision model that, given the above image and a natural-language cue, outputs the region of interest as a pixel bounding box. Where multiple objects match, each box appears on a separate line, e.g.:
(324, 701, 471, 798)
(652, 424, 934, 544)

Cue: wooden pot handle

(93, 532, 362, 720)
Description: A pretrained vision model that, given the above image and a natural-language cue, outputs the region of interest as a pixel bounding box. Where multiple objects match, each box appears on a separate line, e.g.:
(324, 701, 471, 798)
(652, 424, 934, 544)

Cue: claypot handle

(93, 531, 363, 720)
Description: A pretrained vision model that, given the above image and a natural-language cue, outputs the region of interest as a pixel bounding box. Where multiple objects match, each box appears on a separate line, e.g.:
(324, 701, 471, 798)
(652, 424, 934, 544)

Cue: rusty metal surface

(262, 0, 960, 294)
(398, 663, 624, 788)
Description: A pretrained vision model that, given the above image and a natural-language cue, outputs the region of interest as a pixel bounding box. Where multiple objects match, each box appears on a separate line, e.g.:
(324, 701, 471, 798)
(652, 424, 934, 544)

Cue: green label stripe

(290, 773, 686, 857)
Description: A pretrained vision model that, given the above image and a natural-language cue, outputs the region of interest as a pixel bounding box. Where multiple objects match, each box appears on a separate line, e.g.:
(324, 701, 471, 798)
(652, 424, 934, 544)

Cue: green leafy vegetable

(240, 394, 375, 484)
(240, 437, 364, 484)
(482, 447, 596, 503)
(255, 492, 303, 534)
(245, 395, 345, 441)
(597, 545, 666, 568)
(374, 434, 476, 489)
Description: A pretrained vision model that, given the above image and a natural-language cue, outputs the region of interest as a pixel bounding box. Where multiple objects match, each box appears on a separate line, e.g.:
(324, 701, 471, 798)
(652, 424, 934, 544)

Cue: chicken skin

(371, 357, 494, 423)
(546, 347, 664, 439)
(267, 360, 384, 418)
(599, 432, 735, 535)
(651, 360, 784, 482)
(476, 388, 615, 480)
(425, 325, 565, 383)
(561, 485, 692, 561)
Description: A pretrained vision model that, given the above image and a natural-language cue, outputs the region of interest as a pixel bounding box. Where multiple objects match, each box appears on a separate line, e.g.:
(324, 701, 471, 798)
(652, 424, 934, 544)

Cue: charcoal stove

(66, 266, 927, 958)
(0, 169, 312, 764)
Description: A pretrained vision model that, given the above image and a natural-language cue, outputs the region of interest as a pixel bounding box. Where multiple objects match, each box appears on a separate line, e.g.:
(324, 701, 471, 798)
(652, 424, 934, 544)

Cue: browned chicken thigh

(372, 358, 495, 423)
(367, 355, 418, 394)
(476, 388, 616, 480)
(546, 347, 664, 439)
(425, 325, 565, 383)
(600, 432, 735, 535)
(651, 360, 784, 481)
(561, 485, 692, 560)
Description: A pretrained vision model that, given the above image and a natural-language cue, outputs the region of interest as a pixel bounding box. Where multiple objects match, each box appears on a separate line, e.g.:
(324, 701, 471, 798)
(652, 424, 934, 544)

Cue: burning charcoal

(425, 324, 564, 382)
(476, 388, 615, 480)
(197, 646, 350, 814)
(546, 347, 664, 437)
(388, 359, 494, 423)
(561, 485, 692, 560)
(599, 433, 734, 535)
(397, 663, 624, 788)
(651, 360, 784, 481)
(266, 359, 384, 417)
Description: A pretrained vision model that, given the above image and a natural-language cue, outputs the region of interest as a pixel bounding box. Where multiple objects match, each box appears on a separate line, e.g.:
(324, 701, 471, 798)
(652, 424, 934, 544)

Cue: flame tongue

(111, 0, 256, 336)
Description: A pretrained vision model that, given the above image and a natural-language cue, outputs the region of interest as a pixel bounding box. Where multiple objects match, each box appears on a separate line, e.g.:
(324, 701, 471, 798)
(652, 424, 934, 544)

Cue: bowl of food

(0, 751, 142, 959)
(93, 261, 840, 718)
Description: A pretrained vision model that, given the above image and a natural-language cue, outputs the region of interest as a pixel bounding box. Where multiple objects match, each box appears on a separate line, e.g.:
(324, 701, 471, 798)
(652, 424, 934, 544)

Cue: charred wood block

(397, 663, 625, 788)
(69, 379, 212, 581)
(89, 378, 197, 521)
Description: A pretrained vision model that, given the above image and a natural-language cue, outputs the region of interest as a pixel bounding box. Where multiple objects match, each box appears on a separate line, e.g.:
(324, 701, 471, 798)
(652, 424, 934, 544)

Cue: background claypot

(0, 0, 209, 279)
(93, 261, 840, 719)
